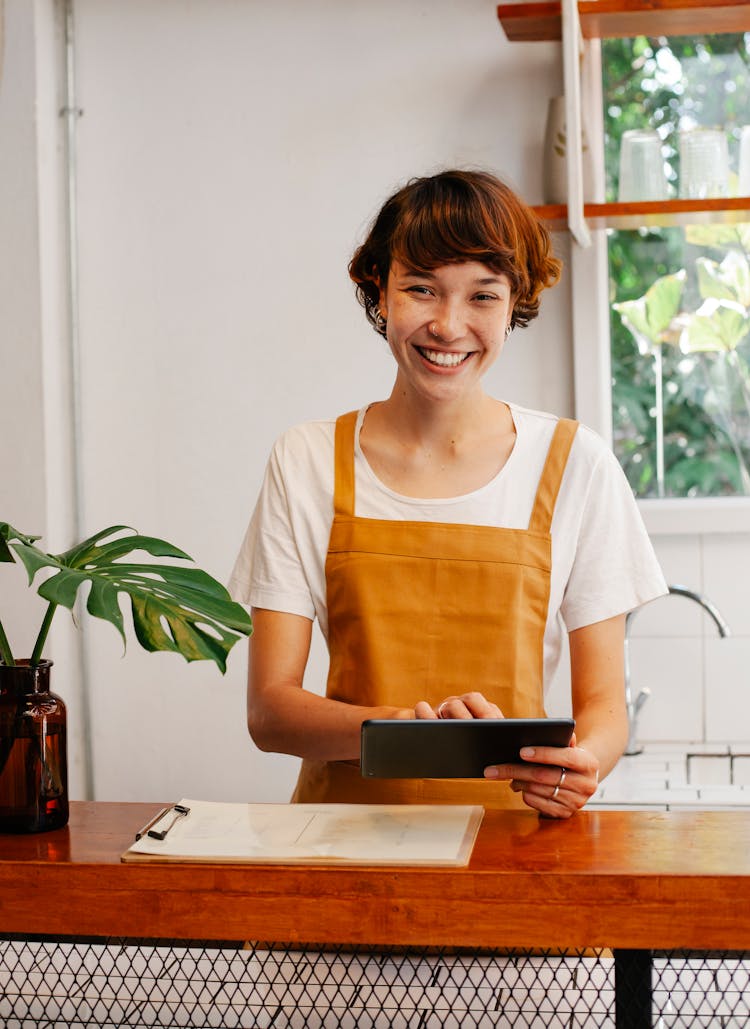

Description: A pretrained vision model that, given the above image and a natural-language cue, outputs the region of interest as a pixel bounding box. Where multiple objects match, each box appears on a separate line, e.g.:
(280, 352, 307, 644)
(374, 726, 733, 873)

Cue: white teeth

(418, 348, 469, 368)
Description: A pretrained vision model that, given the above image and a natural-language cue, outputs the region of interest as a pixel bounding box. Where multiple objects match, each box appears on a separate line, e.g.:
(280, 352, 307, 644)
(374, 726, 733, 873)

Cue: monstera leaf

(0, 522, 40, 563)
(0, 523, 251, 671)
(613, 270, 686, 354)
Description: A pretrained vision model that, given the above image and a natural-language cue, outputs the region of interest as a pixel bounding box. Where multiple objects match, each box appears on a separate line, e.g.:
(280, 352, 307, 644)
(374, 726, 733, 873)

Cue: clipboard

(122, 799, 484, 867)
(360, 717, 575, 779)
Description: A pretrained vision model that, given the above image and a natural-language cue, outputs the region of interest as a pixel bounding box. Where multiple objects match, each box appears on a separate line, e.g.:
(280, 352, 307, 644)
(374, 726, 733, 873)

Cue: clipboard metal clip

(136, 803, 190, 841)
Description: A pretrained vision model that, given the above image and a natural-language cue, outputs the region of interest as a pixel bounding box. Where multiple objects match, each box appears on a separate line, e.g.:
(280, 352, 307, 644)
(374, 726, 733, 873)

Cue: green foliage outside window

(603, 32, 750, 497)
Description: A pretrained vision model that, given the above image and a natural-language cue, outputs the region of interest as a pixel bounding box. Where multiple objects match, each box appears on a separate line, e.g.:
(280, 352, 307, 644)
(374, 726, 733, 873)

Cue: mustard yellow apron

(292, 410, 578, 808)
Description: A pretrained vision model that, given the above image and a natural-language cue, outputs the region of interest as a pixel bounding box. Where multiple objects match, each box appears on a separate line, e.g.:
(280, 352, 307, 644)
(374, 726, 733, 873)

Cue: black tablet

(360, 718, 575, 779)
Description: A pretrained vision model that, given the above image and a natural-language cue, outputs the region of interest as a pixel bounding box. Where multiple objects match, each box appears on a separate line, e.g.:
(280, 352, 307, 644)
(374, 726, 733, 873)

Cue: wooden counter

(1, 802, 749, 949)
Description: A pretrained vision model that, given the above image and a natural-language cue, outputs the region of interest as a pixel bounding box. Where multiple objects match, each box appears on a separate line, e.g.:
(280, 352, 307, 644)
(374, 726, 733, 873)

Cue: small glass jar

(679, 128, 729, 199)
(0, 660, 68, 833)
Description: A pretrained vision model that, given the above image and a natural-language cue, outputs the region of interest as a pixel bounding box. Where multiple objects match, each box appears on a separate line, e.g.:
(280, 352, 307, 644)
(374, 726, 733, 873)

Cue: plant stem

(0, 619, 14, 666)
(653, 347, 665, 499)
(30, 602, 58, 666)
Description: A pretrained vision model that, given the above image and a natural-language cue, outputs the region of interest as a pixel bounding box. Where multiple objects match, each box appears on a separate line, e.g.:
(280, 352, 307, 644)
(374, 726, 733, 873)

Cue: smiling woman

(229, 169, 668, 819)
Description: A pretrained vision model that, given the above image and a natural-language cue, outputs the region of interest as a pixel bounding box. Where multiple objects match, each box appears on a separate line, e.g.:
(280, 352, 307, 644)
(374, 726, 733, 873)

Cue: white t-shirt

(229, 403, 667, 692)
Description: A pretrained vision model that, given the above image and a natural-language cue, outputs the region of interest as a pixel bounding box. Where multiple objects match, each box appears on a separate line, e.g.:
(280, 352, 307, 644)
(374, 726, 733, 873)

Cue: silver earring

(505, 324, 512, 340)
(373, 307, 387, 334)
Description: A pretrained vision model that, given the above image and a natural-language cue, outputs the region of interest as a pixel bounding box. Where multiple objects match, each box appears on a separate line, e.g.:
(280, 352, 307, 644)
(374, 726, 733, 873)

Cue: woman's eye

(474, 293, 498, 302)
(406, 285, 433, 296)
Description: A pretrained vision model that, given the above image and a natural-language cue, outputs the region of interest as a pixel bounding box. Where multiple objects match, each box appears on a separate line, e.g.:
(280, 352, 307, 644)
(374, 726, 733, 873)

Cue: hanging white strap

(561, 0, 591, 248)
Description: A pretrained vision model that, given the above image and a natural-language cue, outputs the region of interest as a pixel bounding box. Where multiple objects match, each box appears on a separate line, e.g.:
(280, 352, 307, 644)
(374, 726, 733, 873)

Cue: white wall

(3, 0, 573, 803)
(0, 0, 47, 647)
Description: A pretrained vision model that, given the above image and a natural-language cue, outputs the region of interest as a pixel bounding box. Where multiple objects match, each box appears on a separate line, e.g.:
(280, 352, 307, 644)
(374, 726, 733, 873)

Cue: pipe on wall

(61, 0, 94, 799)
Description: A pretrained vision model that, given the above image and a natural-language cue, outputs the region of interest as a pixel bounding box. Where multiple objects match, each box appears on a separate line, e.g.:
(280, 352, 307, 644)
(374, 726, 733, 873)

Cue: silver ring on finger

(552, 768, 567, 799)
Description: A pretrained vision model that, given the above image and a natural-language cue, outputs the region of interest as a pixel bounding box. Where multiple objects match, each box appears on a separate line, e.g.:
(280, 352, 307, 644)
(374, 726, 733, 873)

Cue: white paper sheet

(123, 800, 483, 866)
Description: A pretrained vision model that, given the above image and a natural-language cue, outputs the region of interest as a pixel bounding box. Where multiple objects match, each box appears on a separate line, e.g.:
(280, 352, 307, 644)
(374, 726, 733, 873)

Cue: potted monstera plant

(0, 521, 252, 833)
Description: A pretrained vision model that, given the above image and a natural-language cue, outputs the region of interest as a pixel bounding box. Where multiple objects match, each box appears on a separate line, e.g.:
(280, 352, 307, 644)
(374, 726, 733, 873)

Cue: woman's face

(378, 260, 514, 405)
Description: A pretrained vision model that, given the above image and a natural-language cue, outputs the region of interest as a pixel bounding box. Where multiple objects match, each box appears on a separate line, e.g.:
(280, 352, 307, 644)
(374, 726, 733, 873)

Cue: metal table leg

(614, 948, 653, 1028)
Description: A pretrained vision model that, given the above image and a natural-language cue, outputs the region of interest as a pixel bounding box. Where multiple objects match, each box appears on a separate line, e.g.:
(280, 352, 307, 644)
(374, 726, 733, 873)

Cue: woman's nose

(429, 302, 464, 342)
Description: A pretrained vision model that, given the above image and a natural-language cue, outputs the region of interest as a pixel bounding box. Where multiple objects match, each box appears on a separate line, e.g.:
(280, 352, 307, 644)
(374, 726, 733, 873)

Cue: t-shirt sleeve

(559, 443, 668, 632)
(228, 439, 318, 620)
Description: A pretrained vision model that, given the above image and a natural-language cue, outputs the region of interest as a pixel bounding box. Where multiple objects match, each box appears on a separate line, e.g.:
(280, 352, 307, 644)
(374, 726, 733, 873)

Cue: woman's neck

(359, 394, 516, 499)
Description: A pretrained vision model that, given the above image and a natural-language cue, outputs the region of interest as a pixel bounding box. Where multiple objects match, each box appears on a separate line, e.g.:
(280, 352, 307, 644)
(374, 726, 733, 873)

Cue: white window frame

(572, 40, 750, 536)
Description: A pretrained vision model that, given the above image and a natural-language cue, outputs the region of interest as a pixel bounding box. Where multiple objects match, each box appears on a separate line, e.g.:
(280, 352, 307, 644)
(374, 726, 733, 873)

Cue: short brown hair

(349, 169, 562, 337)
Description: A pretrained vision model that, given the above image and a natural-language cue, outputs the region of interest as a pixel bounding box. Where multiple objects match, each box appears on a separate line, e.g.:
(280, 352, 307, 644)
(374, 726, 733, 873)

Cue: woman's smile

(414, 345, 474, 370)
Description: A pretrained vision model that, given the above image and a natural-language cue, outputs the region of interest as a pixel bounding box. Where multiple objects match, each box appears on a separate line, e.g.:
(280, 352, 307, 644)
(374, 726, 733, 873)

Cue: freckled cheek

(389, 314, 428, 342)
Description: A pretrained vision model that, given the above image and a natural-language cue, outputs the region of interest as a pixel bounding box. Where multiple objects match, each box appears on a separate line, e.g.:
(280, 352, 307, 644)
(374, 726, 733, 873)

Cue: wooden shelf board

(497, 0, 750, 42)
(534, 197, 750, 229)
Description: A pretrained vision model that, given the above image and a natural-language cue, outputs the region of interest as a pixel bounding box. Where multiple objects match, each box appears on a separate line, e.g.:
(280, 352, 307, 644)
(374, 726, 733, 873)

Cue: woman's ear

(376, 278, 388, 321)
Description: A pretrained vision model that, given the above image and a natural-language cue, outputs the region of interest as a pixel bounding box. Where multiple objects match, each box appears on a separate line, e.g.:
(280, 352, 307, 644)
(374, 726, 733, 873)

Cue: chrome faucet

(623, 584, 731, 756)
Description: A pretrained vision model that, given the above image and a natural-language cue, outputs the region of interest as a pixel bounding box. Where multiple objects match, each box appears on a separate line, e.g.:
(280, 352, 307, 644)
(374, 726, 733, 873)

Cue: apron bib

(292, 410, 578, 808)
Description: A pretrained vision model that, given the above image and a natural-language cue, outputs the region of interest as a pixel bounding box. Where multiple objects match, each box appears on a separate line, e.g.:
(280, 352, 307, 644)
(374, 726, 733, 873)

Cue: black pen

(135, 806, 171, 841)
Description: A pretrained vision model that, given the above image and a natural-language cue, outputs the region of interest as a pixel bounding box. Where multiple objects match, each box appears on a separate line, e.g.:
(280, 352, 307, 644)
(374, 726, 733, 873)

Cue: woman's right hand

(414, 692, 504, 720)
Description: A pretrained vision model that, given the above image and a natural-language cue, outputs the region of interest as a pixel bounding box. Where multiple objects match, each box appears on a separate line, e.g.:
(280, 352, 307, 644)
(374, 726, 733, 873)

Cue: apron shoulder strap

(333, 410, 359, 517)
(528, 418, 579, 534)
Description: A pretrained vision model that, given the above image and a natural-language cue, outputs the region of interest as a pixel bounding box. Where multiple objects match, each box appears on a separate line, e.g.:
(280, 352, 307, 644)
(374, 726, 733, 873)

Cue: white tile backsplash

(627, 636, 704, 741)
(732, 756, 750, 785)
(619, 528, 747, 751)
(636, 536, 703, 638)
(703, 534, 750, 636)
(705, 636, 750, 741)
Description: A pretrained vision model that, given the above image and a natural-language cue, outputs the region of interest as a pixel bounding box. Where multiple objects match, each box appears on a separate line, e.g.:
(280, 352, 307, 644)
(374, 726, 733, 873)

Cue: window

(603, 32, 750, 499)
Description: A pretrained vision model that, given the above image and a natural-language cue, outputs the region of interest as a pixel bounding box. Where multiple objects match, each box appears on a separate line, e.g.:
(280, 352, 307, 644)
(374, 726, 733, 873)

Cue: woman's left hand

(484, 732, 600, 818)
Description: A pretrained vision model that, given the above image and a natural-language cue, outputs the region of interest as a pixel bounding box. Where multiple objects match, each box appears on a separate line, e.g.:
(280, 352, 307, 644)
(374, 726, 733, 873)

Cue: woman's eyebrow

(397, 267, 435, 279)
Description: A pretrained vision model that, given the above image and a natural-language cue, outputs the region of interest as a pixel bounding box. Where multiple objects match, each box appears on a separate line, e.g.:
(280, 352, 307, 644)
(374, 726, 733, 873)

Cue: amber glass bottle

(0, 660, 68, 832)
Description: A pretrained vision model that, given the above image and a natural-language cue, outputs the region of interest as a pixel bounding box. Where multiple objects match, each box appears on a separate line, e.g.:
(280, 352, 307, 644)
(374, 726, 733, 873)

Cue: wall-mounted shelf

(497, 0, 750, 42)
(499, 0, 750, 234)
(535, 197, 750, 230)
